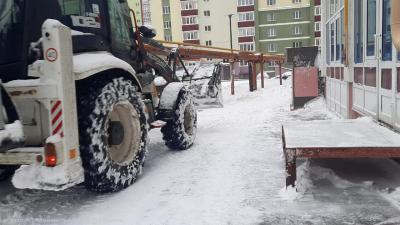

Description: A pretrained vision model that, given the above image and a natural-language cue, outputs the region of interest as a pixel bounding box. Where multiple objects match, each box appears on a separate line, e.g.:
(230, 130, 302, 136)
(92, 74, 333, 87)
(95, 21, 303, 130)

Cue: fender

(73, 51, 142, 90)
(158, 82, 186, 120)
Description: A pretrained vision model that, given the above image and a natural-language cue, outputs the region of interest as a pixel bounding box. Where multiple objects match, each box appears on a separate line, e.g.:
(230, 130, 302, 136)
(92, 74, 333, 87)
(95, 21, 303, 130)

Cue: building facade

(147, 0, 253, 76)
(256, 0, 319, 70)
(142, 0, 151, 25)
(322, 0, 400, 131)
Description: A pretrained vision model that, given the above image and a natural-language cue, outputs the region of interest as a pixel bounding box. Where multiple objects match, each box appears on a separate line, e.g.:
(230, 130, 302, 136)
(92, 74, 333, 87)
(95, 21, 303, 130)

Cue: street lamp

(228, 14, 235, 95)
(228, 14, 234, 51)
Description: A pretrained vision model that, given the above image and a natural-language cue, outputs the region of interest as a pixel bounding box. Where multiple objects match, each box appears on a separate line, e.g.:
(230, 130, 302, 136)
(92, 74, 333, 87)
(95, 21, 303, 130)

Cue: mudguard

(158, 82, 186, 120)
(73, 52, 142, 90)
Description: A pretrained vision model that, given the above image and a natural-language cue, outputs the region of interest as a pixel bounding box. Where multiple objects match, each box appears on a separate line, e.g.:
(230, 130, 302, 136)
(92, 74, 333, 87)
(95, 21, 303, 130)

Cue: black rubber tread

(161, 88, 197, 150)
(76, 77, 148, 193)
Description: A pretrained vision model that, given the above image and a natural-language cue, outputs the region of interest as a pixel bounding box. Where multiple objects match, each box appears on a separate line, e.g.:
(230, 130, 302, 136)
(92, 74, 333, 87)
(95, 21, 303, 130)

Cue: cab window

(107, 0, 132, 48)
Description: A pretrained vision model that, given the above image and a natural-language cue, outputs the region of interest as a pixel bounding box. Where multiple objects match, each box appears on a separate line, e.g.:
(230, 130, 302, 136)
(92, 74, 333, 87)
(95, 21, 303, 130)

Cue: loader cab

(0, 0, 139, 82)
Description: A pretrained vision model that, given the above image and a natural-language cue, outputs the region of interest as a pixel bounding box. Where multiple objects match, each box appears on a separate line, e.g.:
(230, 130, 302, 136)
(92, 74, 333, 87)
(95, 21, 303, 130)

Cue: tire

(77, 77, 148, 193)
(0, 166, 18, 182)
(161, 88, 197, 150)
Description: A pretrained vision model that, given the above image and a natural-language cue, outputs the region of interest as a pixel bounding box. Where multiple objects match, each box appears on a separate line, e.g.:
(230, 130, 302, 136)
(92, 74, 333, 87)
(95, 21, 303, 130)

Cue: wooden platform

(282, 119, 400, 188)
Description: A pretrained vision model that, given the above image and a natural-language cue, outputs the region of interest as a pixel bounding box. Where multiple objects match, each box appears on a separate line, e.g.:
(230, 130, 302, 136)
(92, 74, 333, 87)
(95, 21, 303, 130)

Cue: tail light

(44, 143, 57, 167)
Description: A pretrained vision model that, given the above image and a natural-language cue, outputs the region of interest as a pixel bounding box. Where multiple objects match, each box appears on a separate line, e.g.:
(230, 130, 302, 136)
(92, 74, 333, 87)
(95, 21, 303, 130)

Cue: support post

(252, 61, 257, 91)
(230, 62, 235, 95)
(261, 62, 265, 88)
(248, 62, 254, 92)
(285, 150, 297, 188)
(279, 63, 283, 86)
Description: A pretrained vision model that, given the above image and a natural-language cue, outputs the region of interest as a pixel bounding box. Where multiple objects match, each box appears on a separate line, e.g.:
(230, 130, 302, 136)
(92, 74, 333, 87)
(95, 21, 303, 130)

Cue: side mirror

(139, 26, 157, 39)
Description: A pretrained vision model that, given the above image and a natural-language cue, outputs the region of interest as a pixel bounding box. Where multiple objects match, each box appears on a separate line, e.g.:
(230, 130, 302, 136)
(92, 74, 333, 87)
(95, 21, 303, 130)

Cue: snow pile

(12, 163, 82, 191)
(154, 76, 167, 86)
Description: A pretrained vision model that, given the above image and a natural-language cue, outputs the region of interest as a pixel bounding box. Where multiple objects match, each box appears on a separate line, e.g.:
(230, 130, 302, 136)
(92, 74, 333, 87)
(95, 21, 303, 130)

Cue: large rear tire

(161, 88, 197, 150)
(77, 77, 148, 193)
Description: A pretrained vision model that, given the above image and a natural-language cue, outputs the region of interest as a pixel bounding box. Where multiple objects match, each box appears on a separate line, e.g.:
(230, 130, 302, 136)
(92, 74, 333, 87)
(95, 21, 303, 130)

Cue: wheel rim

(184, 104, 195, 135)
(108, 101, 141, 165)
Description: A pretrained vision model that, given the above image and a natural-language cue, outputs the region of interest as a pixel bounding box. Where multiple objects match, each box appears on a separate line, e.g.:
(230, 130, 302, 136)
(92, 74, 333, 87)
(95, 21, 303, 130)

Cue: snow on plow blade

(182, 63, 224, 109)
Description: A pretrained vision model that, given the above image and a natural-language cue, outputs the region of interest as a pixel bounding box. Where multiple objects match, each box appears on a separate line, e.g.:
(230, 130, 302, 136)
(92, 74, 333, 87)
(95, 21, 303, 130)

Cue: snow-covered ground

(1, 78, 400, 224)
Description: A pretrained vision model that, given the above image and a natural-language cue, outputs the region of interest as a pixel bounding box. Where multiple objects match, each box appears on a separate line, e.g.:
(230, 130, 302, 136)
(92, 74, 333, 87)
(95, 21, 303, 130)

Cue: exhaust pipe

(391, 0, 400, 51)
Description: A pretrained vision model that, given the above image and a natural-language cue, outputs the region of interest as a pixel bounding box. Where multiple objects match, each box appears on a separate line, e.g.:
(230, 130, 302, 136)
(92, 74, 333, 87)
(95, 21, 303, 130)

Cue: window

(326, 23, 330, 64)
(267, 0, 276, 5)
(267, 43, 277, 52)
(205, 25, 211, 31)
(293, 10, 301, 20)
(315, 6, 321, 15)
(366, 0, 376, 57)
(293, 0, 301, 3)
(354, 0, 363, 63)
(237, 0, 254, 6)
(333, 17, 342, 62)
(240, 43, 255, 51)
(335, 67, 342, 79)
(381, 69, 392, 90)
(204, 10, 211, 16)
(181, 1, 198, 10)
(183, 31, 199, 40)
(182, 16, 198, 25)
(162, 6, 170, 14)
(238, 12, 254, 22)
(330, 0, 335, 17)
(240, 61, 248, 66)
(365, 67, 377, 87)
(315, 38, 321, 46)
(268, 61, 277, 67)
(293, 42, 302, 48)
(330, 22, 335, 61)
(205, 40, 212, 46)
(354, 68, 363, 84)
(239, 27, 255, 37)
(398, 68, 400, 92)
(107, 0, 131, 48)
(267, 13, 276, 22)
(267, 27, 277, 37)
(164, 21, 171, 29)
(315, 22, 321, 32)
(382, 0, 392, 61)
(293, 25, 302, 35)
(164, 34, 172, 41)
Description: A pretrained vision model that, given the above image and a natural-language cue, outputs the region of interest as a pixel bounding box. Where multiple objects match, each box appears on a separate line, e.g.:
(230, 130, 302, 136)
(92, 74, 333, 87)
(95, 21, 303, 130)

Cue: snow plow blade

(183, 63, 224, 109)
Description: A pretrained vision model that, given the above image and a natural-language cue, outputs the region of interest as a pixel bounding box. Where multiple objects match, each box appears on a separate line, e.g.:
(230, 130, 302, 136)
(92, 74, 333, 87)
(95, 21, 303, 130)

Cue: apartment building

(149, 0, 239, 47)
(256, 0, 318, 70)
(142, 0, 151, 25)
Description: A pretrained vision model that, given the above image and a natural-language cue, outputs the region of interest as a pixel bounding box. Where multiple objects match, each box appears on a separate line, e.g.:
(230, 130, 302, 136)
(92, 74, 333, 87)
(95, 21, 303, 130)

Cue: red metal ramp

(282, 119, 400, 188)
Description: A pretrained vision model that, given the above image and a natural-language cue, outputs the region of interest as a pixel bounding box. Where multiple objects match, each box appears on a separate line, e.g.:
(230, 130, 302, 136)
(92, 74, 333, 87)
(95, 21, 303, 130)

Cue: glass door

(378, 0, 396, 125)
(363, 0, 379, 118)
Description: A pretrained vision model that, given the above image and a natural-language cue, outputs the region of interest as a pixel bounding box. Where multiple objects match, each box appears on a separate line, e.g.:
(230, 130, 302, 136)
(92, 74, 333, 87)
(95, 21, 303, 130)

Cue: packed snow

(1, 77, 400, 224)
(0, 120, 24, 144)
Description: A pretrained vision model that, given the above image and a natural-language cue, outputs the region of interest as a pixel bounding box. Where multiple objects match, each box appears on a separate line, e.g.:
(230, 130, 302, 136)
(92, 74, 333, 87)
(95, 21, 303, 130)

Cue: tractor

(0, 0, 197, 192)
